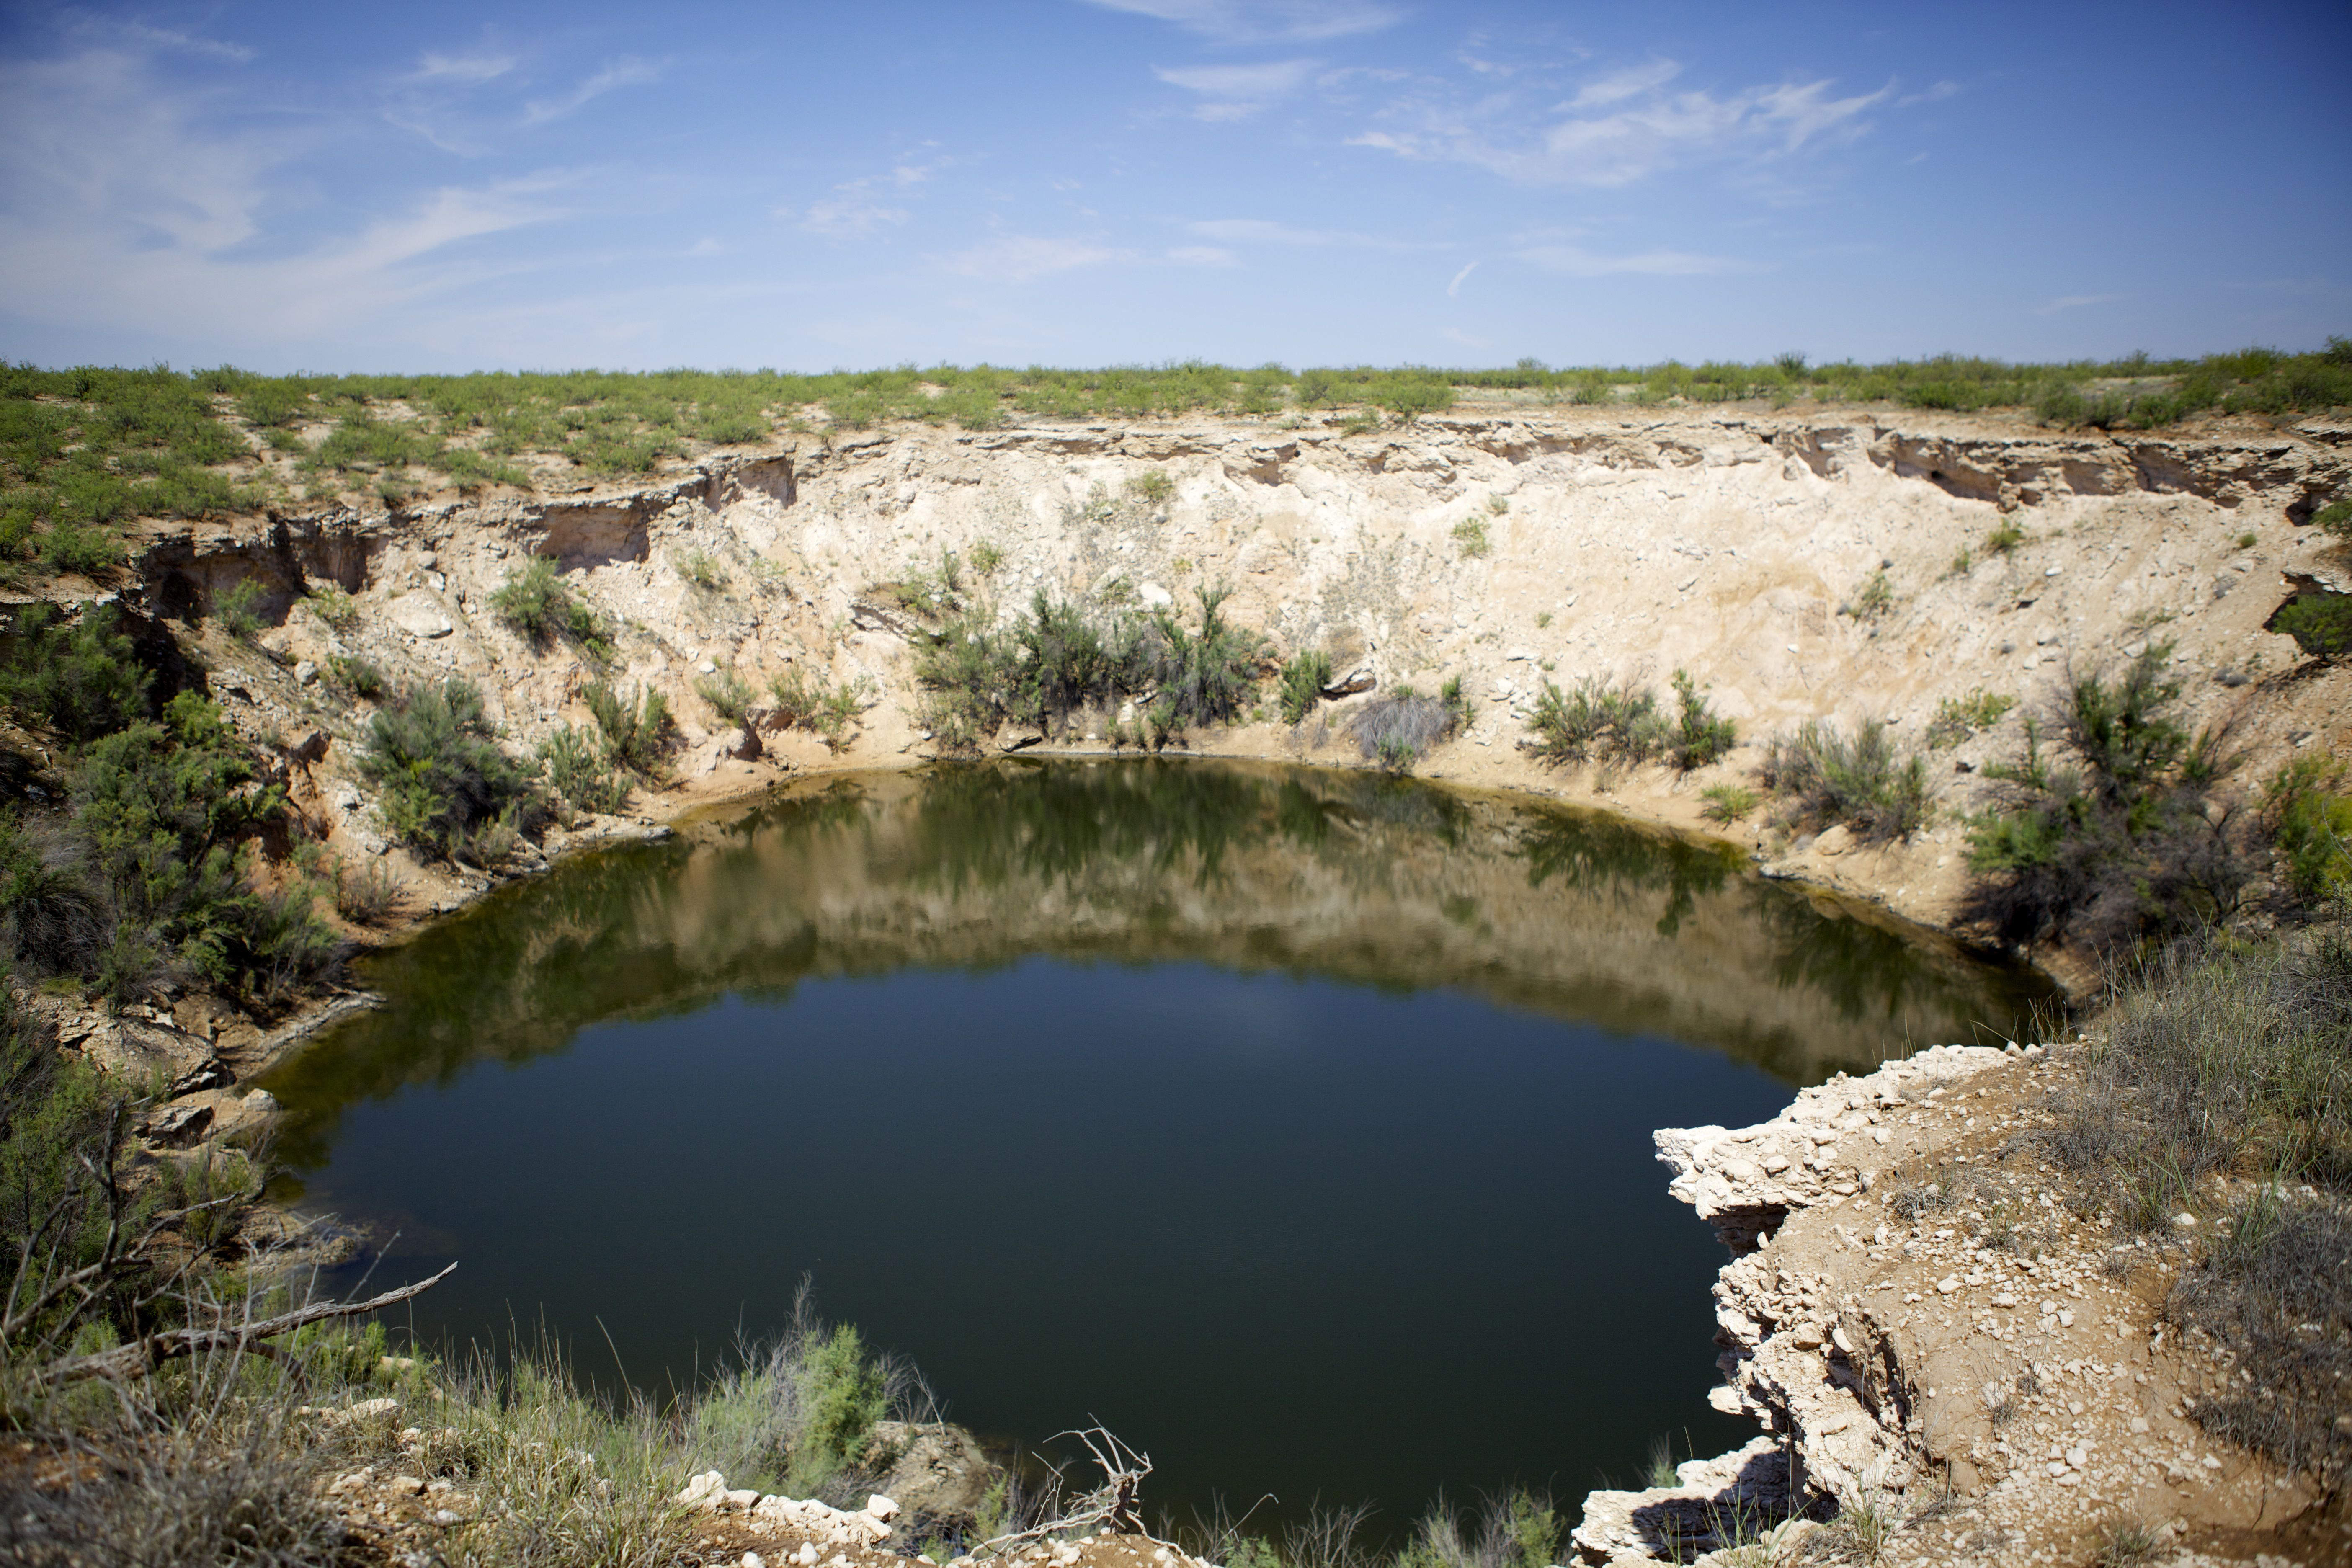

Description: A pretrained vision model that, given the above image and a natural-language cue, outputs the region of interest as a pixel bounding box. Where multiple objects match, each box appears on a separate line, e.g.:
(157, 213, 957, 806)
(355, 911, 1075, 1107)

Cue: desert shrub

(1352, 680, 1468, 773)
(2272, 591, 2352, 659)
(1145, 585, 1266, 727)
(2266, 757, 2352, 903)
(490, 556, 609, 660)
(1926, 689, 2015, 748)
(214, 577, 267, 641)
(1524, 676, 1666, 768)
(768, 668, 864, 752)
(1665, 668, 1735, 771)
(1758, 718, 1932, 841)
(681, 1290, 919, 1501)
(2313, 498, 2352, 543)
(969, 540, 1005, 576)
(538, 724, 629, 817)
(583, 681, 672, 776)
(333, 857, 403, 924)
(358, 678, 539, 861)
(41, 522, 124, 577)
(672, 547, 726, 591)
(1, 602, 153, 743)
(1386, 1489, 1560, 1568)
(1963, 645, 2245, 949)
(1278, 649, 1332, 725)
(1451, 517, 1490, 558)
(695, 670, 757, 724)
(325, 654, 386, 700)
(1701, 783, 1759, 824)
(301, 584, 358, 629)
(1125, 468, 1174, 504)
(1986, 522, 2025, 554)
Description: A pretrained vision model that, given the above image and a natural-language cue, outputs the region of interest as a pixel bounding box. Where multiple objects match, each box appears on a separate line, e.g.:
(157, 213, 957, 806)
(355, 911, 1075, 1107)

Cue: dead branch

(36, 1261, 457, 1387)
(978, 1423, 1170, 1556)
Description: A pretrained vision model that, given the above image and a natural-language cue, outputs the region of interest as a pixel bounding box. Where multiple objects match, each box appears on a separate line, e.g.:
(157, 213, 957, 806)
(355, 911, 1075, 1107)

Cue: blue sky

(2, 0, 2346, 372)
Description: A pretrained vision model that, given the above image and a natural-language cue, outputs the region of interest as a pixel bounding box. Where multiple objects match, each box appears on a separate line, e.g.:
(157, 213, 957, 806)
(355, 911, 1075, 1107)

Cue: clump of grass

(1986, 522, 2026, 555)
(1278, 648, 1332, 726)
(1352, 678, 1470, 773)
(695, 670, 757, 725)
(1840, 566, 1895, 622)
(1533, 611, 1552, 629)
(681, 1288, 920, 1501)
(769, 668, 867, 752)
(1450, 517, 1490, 558)
(214, 577, 267, 641)
(1484, 493, 1509, 516)
(1756, 718, 1932, 841)
(2236, 531, 2259, 550)
(1947, 544, 1975, 578)
(1963, 644, 2245, 949)
(969, 540, 1005, 576)
(671, 547, 727, 591)
(1925, 689, 2016, 748)
(490, 556, 610, 661)
(2265, 756, 2352, 902)
(1665, 669, 1736, 771)
(1125, 468, 1174, 505)
(333, 857, 404, 924)
(1701, 783, 1759, 824)
(582, 681, 671, 776)
(2092, 1516, 2162, 1568)
(358, 678, 540, 863)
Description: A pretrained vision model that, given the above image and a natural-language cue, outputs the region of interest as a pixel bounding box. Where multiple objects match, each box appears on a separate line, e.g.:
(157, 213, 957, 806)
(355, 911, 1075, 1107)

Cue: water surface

(266, 760, 2045, 1529)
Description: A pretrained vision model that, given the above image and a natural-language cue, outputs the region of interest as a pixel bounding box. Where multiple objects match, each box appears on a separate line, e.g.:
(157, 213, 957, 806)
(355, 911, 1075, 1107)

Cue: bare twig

(37, 1262, 458, 1387)
(979, 1424, 1171, 1555)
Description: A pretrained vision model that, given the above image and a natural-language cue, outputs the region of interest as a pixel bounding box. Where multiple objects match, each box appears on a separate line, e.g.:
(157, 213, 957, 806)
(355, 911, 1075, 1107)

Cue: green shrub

(1926, 689, 2016, 747)
(1525, 675, 1667, 768)
(302, 584, 358, 629)
(969, 540, 1005, 576)
(490, 556, 609, 659)
(672, 548, 726, 591)
(1, 602, 152, 743)
(582, 681, 671, 775)
(1666, 669, 1735, 771)
(2266, 757, 2352, 903)
(1986, 523, 2025, 555)
(41, 522, 124, 577)
(358, 678, 539, 861)
(1450, 517, 1490, 558)
(325, 655, 386, 700)
(1962, 645, 2245, 948)
(2315, 498, 2352, 543)
(2272, 592, 2352, 659)
(214, 577, 267, 641)
(1277, 649, 1332, 725)
(1125, 469, 1174, 504)
(1146, 585, 1265, 727)
(695, 671, 756, 724)
(1701, 783, 1759, 824)
(537, 724, 629, 817)
(1759, 718, 1932, 841)
(768, 668, 865, 752)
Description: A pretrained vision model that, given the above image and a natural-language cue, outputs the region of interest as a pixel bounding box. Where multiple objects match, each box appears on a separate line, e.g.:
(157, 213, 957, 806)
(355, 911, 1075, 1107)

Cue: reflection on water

(261, 759, 2048, 1529)
(271, 759, 2043, 1171)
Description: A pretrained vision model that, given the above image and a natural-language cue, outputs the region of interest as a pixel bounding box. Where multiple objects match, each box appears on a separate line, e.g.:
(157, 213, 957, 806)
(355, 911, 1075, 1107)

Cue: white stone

(388, 596, 454, 639)
(866, 1495, 900, 1522)
(1937, 1276, 1960, 1295)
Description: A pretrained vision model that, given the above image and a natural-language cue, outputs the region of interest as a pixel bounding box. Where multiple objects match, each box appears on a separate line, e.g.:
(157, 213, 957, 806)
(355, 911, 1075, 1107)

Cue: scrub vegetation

(6, 344, 2346, 587)
(1524, 669, 1736, 774)
(1756, 719, 1934, 843)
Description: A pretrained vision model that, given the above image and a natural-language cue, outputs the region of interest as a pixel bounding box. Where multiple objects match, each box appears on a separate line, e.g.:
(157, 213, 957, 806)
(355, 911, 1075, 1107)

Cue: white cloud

(940, 235, 1133, 282)
(1186, 217, 1443, 250)
(1079, 0, 1403, 43)
(63, 13, 254, 63)
(1354, 66, 1893, 188)
(1514, 244, 1741, 277)
(523, 56, 664, 125)
(2036, 293, 2123, 315)
(1446, 260, 1478, 296)
(797, 197, 911, 237)
(1567, 60, 1679, 110)
(1898, 80, 1961, 106)
(1167, 245, 1238, 266)
(1154, 59, 1318, 120)
(413, 51, 518, 85)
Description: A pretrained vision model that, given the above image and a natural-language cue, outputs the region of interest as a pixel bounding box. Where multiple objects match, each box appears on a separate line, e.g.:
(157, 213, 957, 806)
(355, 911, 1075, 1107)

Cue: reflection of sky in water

(263, 761, 2048, 1539)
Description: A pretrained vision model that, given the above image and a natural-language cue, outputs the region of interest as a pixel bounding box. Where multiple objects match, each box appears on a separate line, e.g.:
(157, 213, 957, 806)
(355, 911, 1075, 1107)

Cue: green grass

(1450, 517, 1490, 558)
(214, 577, 267, 641)
(1840, 566, 1895, 622)
(1700, 783, 1760, 824)
(1925, 688, 2017, 747)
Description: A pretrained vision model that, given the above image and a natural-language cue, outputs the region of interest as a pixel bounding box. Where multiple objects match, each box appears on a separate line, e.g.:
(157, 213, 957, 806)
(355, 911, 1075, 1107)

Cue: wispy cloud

(1514, 244, 1741, 277)
(1354, 64, 1892, 188)
(2036, 293, 2123, 315)
(413, 51, 517, 85)
(940, 235, 1133, 282)
(1154, 59, 1318, 120)
(1898, 80, 1961, 107)
(1081, 0, 1404, 43)
(1446, 259, 1478, 296)
(795, 196, 911, 237)
(523, 56, 664, 125)
(1186, 217, 1443, 250)
(63, 12, 254, 63)
(1167, 245, 1238, 266)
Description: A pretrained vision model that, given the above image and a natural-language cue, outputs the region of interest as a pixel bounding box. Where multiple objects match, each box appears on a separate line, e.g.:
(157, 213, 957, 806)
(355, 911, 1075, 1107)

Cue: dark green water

(264, 760, 2046, 1529)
